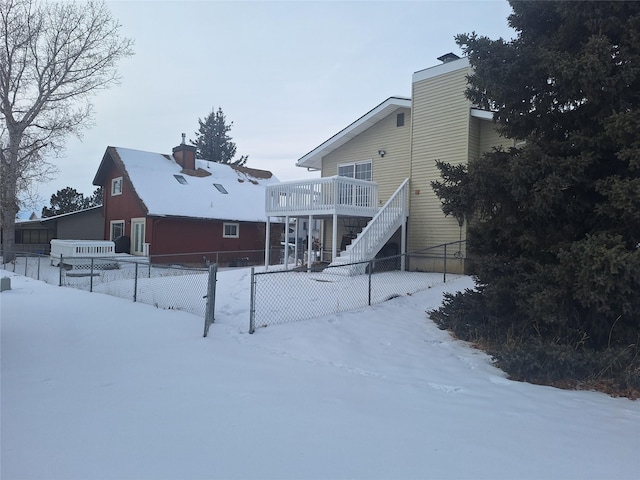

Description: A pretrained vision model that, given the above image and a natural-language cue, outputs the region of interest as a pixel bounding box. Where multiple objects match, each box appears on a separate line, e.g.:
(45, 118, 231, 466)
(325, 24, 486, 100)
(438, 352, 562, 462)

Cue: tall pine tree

(41, 187, 102, 217)
(431, 1, 640, 391)
(190, 107, 248, 165)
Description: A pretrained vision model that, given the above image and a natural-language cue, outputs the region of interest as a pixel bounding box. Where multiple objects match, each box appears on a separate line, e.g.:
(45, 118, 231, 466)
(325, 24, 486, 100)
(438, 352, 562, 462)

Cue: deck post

(265, 216, 271, 270)
(294, 218, 299, 266)
(332, 213, 338, 263)
(284, 215, 290, 270)
(307, 214, 313, 273)
(401, 216, 407, 271)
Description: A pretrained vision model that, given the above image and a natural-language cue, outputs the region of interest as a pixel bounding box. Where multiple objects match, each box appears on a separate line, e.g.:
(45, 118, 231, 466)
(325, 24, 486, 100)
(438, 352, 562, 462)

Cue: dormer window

(111, 177, 122, 196)
(213, 183, 228, 194)
(174, 174, 188, 185)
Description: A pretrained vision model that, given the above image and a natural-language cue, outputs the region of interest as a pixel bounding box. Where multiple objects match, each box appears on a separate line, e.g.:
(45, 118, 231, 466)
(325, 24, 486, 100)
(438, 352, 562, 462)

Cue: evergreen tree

(431, 1, 640, 389)
(87, 187, 103, 207)
(41, 187, 98, 217)
(190, 107, 248, 165)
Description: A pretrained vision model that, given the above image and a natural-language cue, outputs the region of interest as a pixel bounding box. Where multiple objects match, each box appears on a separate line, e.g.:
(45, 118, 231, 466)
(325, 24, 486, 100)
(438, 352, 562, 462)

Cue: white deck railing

(329, 179, 409, 275)
(50, 239, 115, 266)
(265, 176, 379, 217)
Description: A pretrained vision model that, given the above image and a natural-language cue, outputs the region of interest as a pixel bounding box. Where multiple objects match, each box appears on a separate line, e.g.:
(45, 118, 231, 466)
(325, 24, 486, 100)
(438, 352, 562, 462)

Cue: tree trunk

(1, 141, 21, 263)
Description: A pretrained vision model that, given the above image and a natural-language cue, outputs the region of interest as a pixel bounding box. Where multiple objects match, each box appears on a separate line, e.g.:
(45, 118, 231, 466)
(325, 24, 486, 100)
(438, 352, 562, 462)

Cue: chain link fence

(2, 251, 217, 333)
(249, 241, 466, 333)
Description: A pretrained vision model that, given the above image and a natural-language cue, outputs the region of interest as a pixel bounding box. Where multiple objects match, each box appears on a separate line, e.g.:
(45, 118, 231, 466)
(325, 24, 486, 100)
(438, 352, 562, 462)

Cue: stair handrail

(342, 178, 409, 263)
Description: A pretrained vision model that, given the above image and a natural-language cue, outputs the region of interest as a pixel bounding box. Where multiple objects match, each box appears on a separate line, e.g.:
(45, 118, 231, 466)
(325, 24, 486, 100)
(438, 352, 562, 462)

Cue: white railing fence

(50, 239, 115, 266)
(265, 176, 379, 217)
(330, 179, 409, 274)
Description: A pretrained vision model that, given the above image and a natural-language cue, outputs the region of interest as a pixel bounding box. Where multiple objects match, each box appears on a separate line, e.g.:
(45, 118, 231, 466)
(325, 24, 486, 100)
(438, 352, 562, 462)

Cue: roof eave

(296, 96, 411, 170)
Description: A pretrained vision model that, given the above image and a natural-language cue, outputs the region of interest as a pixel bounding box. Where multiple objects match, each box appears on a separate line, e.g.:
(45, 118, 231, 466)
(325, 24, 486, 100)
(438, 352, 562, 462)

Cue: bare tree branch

(0, 0, 134, 260)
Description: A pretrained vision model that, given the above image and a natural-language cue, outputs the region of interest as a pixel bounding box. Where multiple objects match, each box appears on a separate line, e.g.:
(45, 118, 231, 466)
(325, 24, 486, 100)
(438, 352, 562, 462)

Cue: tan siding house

(266, 54, 510, 274)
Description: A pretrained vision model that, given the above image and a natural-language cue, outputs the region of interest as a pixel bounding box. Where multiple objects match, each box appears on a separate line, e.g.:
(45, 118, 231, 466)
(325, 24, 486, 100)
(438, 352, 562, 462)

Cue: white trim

(223, 222, 239, 238)
(111, 177, 123, 196)
(109, 220, 125, 241)
(337, 159, 373, 181)
(471, 108, 495, 120)
(296, 97, 411, 170)
(412, 56, 470, 83)
(131, 217, 146, 255)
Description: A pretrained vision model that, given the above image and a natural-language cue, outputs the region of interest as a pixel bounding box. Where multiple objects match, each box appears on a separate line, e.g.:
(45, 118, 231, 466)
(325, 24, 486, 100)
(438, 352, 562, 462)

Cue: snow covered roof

(94, 147, 279, 223)
(296, 96, 411, 170)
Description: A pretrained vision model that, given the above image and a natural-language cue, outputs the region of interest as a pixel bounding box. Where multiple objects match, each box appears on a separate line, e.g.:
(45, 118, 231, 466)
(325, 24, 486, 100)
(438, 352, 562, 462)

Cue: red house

(92, 141, 282, 265)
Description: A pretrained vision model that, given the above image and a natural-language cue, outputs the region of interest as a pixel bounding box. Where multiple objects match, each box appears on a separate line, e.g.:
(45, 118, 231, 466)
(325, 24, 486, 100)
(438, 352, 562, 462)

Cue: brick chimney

(172, 133, 197, 171)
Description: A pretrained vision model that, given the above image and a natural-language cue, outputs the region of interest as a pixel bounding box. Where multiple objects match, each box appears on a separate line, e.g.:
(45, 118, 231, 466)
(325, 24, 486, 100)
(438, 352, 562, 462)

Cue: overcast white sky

(29, 0, 515, 214)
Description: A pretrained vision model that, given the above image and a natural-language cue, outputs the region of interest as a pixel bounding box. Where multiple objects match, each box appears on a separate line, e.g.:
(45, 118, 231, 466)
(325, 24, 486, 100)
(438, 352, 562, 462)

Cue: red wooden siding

(101, 161, 146, 239)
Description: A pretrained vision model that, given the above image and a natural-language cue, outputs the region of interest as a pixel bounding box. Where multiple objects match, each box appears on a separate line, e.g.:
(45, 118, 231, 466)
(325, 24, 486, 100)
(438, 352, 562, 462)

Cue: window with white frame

(337, 160, 372, 181)
(223, 222, 239, 238)
(110, 220, 125, 240)
(111, 177, 123, 196)
(337, 160, 373, 206)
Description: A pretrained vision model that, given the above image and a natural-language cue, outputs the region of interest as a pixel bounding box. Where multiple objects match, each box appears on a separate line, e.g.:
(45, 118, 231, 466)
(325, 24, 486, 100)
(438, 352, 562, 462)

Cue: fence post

(133, 262, 138, 302)
(203, 263, 217, 337)
(443, 244, 447, 283)
(59, 254, 63, 286)
(37, 255, 41, 281)
(368, 259, 373, 306)
(90, 258, 94, 293)
(249, 267, 256, 334)
(24, 253, 28, 276)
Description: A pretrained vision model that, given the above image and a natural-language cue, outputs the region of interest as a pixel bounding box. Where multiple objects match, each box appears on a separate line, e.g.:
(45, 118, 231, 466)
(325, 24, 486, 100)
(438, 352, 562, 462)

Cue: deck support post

(294, 218, 299, 266)
(401, 216, 407, 271)
(307, 214, 313, 273)
(265, 216, 271, 270)
(332, 213, 338, 263)
(284, 215, 290, 270)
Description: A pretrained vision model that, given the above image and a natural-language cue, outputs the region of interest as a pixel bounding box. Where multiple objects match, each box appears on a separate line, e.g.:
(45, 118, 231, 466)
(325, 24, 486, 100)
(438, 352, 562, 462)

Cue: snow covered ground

(2, 268, 639, 479)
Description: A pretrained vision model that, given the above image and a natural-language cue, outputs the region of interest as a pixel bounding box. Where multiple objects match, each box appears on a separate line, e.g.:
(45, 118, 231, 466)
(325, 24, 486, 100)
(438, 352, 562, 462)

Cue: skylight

(213, 183, 228, 194)
(174, 174, 188, 185)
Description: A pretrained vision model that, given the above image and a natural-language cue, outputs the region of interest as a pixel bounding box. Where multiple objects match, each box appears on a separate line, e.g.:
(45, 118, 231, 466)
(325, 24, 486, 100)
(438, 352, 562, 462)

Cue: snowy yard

(1, 268, 639, 479)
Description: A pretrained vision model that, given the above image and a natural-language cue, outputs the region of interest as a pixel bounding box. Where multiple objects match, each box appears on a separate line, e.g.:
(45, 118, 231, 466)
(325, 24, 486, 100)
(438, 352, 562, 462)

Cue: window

(15, 228, 54, 245)
(111, 177, 122, 196)
(110, 220, 124, 240)
(213, 183, 228, 194)
(174, 174, 188, 185)
(396, 112, 405, 127)
(338, 160, 373, 207)
(223, 222, 239, 238)
(338, 160, 372, 181)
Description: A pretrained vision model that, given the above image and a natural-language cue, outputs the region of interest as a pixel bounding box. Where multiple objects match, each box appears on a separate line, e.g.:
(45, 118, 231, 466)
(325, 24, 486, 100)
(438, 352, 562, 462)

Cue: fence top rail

(253, 240, 467, 277)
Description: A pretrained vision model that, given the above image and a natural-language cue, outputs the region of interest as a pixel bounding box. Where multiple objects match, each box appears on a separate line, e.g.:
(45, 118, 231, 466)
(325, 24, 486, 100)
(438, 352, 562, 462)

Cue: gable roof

(93, 147, 279, 223)
(296, 96, 411, 170)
